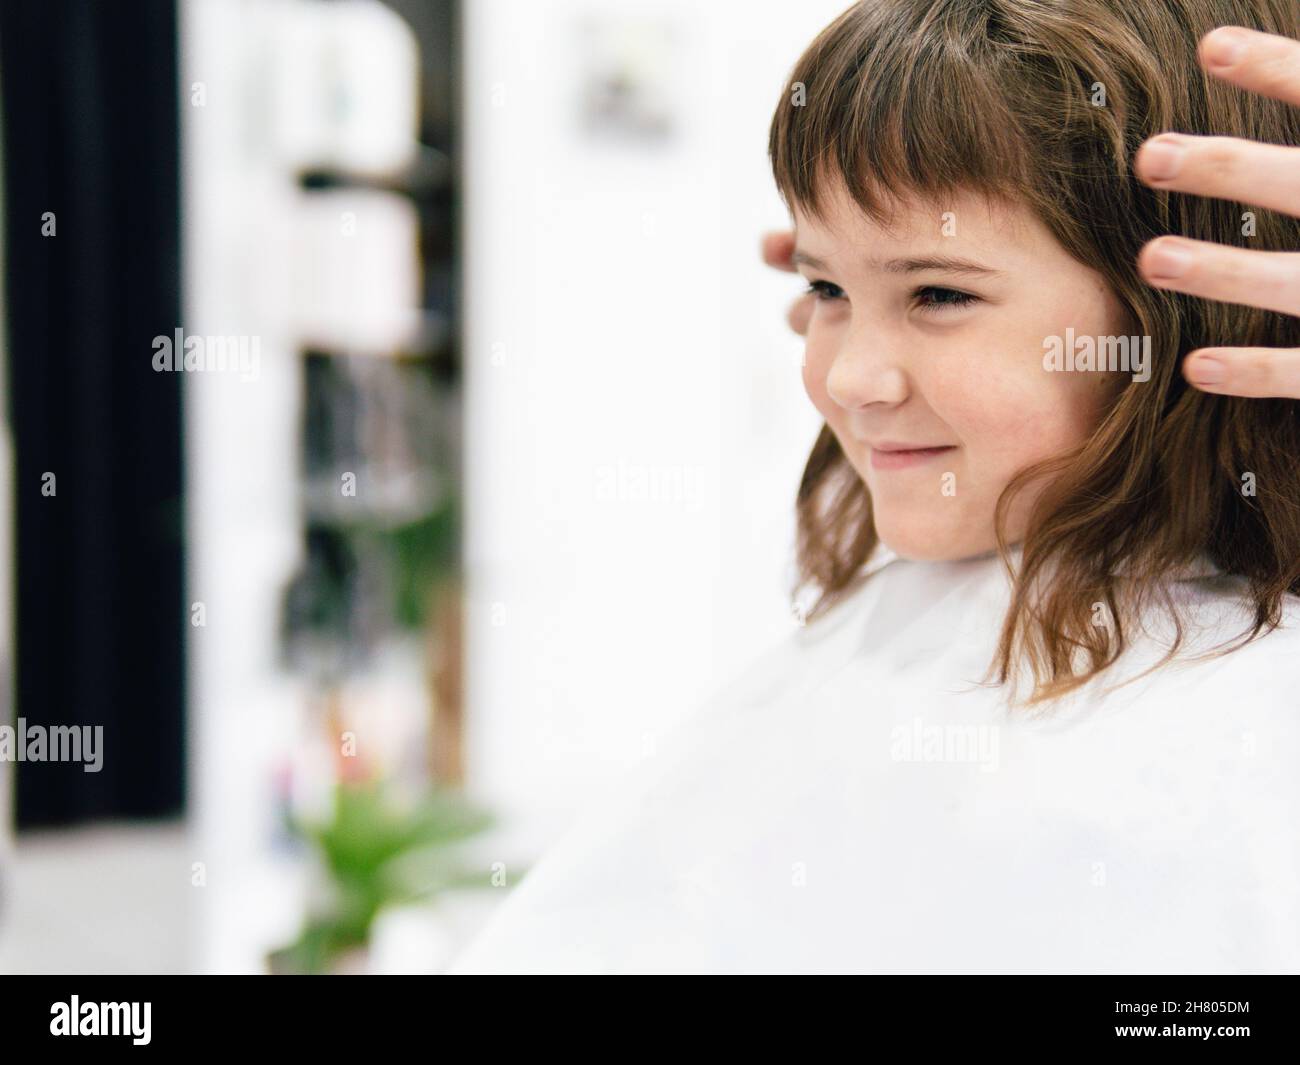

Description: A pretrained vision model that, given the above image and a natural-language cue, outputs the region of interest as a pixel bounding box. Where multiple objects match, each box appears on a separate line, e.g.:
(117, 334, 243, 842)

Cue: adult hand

(761, 230, 813, 337)
(1136, 25, 1300, 399)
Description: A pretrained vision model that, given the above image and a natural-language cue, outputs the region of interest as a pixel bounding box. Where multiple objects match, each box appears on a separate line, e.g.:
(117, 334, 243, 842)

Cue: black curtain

(0, 0, 185, 827)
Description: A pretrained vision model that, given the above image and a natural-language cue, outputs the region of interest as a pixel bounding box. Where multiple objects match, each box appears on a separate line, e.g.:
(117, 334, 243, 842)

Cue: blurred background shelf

(0, 0, 830, 974)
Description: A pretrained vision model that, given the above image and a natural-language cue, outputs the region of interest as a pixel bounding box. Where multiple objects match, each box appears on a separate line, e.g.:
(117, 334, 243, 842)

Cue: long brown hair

(768, 0, 1300, 705)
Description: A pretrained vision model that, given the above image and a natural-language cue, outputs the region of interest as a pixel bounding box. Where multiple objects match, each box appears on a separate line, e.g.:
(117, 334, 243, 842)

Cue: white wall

(182, 0, 308, 972)
(462, 0, 844, 852)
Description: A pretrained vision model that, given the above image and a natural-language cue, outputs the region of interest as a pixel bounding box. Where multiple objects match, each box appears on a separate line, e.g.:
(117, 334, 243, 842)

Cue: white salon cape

(447, 548, 1300, 974)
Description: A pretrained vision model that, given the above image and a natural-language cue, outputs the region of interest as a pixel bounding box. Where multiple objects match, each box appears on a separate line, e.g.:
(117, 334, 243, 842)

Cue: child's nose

(825, 327, 910, 410)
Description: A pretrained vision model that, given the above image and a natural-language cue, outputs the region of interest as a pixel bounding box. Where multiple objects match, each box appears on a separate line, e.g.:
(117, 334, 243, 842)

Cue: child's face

(792, 180, 1131, 561)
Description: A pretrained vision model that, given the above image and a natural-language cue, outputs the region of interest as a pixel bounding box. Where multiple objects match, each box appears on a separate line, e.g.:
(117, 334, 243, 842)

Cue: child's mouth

(869, 444, 957, 471)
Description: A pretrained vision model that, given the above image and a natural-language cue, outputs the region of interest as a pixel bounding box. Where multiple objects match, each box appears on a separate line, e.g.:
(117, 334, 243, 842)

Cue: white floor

(0, 819, 506, 974)
(0, 822, 191, 974)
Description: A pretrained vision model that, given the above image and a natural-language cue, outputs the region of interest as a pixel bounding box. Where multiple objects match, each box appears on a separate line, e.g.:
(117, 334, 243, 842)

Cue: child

(448, 0, 1300, 974)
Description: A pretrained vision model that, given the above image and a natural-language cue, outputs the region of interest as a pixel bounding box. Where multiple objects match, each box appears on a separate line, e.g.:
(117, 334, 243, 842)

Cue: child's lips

(869, 444, 957, 471)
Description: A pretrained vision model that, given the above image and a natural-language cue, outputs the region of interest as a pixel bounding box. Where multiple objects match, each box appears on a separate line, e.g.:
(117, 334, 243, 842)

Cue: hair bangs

(770, 1, 1051, 228)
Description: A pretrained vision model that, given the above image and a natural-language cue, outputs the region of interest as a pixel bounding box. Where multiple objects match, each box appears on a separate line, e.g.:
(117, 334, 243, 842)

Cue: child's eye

(803, 280, 979, 312)
(914, 286, 978, 312)
(804, 280, 845, 302)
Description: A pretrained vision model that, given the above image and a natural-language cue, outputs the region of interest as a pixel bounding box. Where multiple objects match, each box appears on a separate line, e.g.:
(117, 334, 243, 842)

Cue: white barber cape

(447, 548, 1300, 974)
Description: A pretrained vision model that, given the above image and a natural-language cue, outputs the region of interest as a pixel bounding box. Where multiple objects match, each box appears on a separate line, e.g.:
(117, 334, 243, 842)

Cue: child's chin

(875, 519, 992, 563)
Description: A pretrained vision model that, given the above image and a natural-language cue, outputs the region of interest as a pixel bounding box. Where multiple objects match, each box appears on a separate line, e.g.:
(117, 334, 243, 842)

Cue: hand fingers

(1184, 346, 1300, 399)
(1199, 25, 1300, 108)
(765, 229, 810, 334)
(1135, 26, 1300, 402)
(1137, 236, 1300, 316)
(762, 230, 797, 272)
(1135, 133, 1300, 219)
(787, 293, 813, 337)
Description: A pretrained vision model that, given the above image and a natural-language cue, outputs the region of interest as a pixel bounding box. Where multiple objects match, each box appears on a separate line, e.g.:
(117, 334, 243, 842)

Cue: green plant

(270, 779, 504, 974)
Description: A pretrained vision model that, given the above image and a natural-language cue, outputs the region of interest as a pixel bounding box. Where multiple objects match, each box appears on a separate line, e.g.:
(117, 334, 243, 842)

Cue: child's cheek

(800, 337, 838, 420)
(925, 358, 1049, 455)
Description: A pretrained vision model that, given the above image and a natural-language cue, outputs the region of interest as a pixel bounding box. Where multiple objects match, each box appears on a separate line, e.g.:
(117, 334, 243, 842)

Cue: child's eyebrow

(791, 249, 1007, 279)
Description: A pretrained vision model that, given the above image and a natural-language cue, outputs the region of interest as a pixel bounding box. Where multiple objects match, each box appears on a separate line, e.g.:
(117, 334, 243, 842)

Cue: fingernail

(1204, 28, 1247, 68)
(1187, 355, 1224, 385)
(1145, 239, 1193, 279)
(1141, 138, 1186, 181)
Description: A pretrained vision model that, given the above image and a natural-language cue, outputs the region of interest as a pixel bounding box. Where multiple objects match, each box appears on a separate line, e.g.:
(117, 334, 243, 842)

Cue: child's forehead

(793, 185, 1033, 247)
(791, 199, 1056, 282)
(797, 176, 1019, 220)
(790, 193, 1024, 245)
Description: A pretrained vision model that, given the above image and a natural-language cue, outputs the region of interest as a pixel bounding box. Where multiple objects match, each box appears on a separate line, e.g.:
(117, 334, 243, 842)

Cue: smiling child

(448, 0, 1300, 974)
